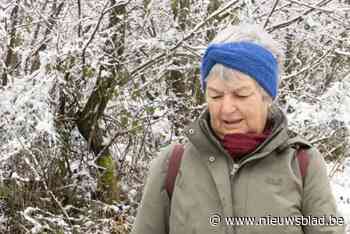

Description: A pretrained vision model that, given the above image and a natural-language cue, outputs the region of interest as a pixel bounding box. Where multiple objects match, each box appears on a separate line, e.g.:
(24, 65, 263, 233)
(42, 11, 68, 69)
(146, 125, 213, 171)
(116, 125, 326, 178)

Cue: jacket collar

(184, 105, 290, 161)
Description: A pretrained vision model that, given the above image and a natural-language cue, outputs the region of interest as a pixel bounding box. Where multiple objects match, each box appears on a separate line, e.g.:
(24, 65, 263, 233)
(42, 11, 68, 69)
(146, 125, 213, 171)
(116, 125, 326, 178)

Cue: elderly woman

(131, 25, 345, 234)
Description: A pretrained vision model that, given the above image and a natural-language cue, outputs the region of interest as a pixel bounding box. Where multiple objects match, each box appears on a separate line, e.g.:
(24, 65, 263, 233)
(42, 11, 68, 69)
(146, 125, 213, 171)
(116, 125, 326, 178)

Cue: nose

(221, 94, 237, 115)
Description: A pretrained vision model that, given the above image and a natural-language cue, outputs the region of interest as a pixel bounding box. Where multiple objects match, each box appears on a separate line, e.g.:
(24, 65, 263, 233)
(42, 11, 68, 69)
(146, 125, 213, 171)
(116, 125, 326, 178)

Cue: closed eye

(210, 96, 223, 99)
(236, 94, 250, 98)
(235, 90, 254, 98)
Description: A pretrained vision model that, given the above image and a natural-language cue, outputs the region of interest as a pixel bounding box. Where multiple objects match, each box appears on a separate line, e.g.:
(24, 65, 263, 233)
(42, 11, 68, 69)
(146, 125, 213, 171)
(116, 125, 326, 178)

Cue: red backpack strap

(165, 144, 184, 199)
(296, 149, 309, 179)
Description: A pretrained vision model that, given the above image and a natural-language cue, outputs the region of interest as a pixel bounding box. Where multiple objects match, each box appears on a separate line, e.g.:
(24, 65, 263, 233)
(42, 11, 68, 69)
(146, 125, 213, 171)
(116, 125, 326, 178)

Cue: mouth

(222, 119, 243, 125)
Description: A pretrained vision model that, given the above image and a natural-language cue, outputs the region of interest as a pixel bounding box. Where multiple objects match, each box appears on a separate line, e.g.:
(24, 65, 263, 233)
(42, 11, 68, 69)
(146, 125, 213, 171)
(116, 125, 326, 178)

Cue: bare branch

(286, 0, 334, 13)
(4, 116, 74, 229)
(1, 1, 19, 86)
(28, 1, 49, 44)
(81, 0, 129, 61)
(282, 47, 334, 80)
(335, 49, 350, 57)
(81, 1, 110, 67)
(96, 116, 169, 159)
(328, 143, 347, 178)
(263, 0, 280, 28)
(77, 0, 82, 37)
(130, 0, 241, 76)
(267, 0, 334, 32)
(256, 3, 291, 20)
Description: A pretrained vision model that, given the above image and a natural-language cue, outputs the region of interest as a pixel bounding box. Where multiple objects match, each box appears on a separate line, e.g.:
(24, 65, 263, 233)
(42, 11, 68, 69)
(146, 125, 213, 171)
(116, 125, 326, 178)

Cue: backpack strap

(165, 144, 184, 199)
(277, 135, 311, 180)
(296, 149, 309, 179)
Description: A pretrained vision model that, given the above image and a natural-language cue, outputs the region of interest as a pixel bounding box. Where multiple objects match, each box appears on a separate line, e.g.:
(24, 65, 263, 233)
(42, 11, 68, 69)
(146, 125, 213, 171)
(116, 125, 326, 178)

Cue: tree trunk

(2, 1, 20, 86)
(77, 72, 120, 203)
(76, 0, 127, 203)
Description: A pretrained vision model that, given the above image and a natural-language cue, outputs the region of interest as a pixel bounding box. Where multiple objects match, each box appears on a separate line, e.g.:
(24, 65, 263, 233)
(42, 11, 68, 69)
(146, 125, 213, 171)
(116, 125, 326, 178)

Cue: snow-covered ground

(329, 158, 350, 233)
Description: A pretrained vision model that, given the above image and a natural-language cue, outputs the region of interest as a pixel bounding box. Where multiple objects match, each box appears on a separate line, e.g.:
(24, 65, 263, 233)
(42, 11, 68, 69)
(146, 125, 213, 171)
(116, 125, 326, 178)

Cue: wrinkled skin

(206, 68, 269, 139)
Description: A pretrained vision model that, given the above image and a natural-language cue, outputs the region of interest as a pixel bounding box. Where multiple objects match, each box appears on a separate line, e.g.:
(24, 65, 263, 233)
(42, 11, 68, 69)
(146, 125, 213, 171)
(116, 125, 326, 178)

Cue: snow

(21, 207, 46, 234)
(286, 81, 350, 128)
(329, 158, 350, 231)
(11, 172, 30, 182)
(151, 118, 172, 145)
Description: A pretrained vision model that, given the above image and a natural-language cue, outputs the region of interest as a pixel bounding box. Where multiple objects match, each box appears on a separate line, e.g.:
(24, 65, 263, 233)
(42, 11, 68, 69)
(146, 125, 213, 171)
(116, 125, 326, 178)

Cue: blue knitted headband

(200, 42, 279, 99)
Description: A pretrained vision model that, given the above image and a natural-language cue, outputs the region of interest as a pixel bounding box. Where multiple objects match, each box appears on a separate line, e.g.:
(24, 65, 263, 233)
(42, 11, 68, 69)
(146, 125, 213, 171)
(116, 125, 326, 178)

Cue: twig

(134, 70, 167, 94)
(31, 4, 53, 29)
(281, 47, 333, 80)
(182, 42, 202, 58)
(77, 0, 82, 37)
(310, 136, 330, 144)
(328, 143, 347, 178)
(288, 0, 347, 26)
(130, 0, 241, 76)
(82, 0, 129, 59)
(266, 0, 334, 32)
(96, 116, 172, 159)
(4, 116, 74, 229)
(82, 1, 109, 66)
(263, 0, 280, 28)
(96, 123, 145, 159)
(334, 49, 350, 57)
(329, 143, 345, 155)
(256, 3, 291, 20)
(286, 0, 334, 13)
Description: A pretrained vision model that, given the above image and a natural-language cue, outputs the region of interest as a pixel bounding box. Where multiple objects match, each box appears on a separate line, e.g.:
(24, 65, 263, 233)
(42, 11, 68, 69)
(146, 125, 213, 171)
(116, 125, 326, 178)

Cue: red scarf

(221, 129, 271, 160)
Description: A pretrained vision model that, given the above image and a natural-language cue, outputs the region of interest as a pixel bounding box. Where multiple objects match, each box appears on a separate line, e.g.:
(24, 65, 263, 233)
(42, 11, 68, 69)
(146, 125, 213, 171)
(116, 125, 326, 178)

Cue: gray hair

(206, 24, 283, 103)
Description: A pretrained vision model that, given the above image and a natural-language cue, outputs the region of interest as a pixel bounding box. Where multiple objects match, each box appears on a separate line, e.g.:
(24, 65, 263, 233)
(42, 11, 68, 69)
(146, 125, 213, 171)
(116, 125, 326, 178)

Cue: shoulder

(284, 131, 312, 149)
(286, 134, 324, 162)
(285, 135, 328, 178)
(148, 144, 174, 176)
(287, 133, 324, 163)
(149, 141, 196, 168)
(277, 133, 325, 168)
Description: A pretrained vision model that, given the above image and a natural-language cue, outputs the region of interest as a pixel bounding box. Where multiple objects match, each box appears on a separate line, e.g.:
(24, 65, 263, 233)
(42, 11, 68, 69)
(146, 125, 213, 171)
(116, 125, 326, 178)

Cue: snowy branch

(130, 0, 241, 76)
(263, 0, 280, 28)
(267, 0, 334, 32)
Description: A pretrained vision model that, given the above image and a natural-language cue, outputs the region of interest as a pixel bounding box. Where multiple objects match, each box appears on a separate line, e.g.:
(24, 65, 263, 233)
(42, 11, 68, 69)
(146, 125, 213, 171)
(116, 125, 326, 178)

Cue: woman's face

(206, 69, 269, 139)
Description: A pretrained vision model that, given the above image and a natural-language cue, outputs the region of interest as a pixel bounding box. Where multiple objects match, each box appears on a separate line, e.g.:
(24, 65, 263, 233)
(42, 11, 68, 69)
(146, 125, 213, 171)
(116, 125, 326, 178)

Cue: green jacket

(131, 106, 345, 234)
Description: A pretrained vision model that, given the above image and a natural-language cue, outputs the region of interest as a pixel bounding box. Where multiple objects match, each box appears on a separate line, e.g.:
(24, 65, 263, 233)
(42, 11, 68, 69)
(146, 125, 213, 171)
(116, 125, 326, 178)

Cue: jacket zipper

(229, 152, 270, 234)
(230, 163, 240, 176)
(229, 162, 239, 234)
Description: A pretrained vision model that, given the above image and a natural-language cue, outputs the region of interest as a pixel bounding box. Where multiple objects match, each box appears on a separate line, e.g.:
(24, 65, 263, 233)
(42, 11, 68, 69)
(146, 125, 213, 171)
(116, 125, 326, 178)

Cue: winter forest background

(0, 0, 350, 233)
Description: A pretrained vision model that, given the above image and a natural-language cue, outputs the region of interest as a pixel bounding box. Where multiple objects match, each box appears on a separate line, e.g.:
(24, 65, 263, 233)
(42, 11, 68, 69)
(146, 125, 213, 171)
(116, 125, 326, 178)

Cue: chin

(229, 127, 248, 133)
